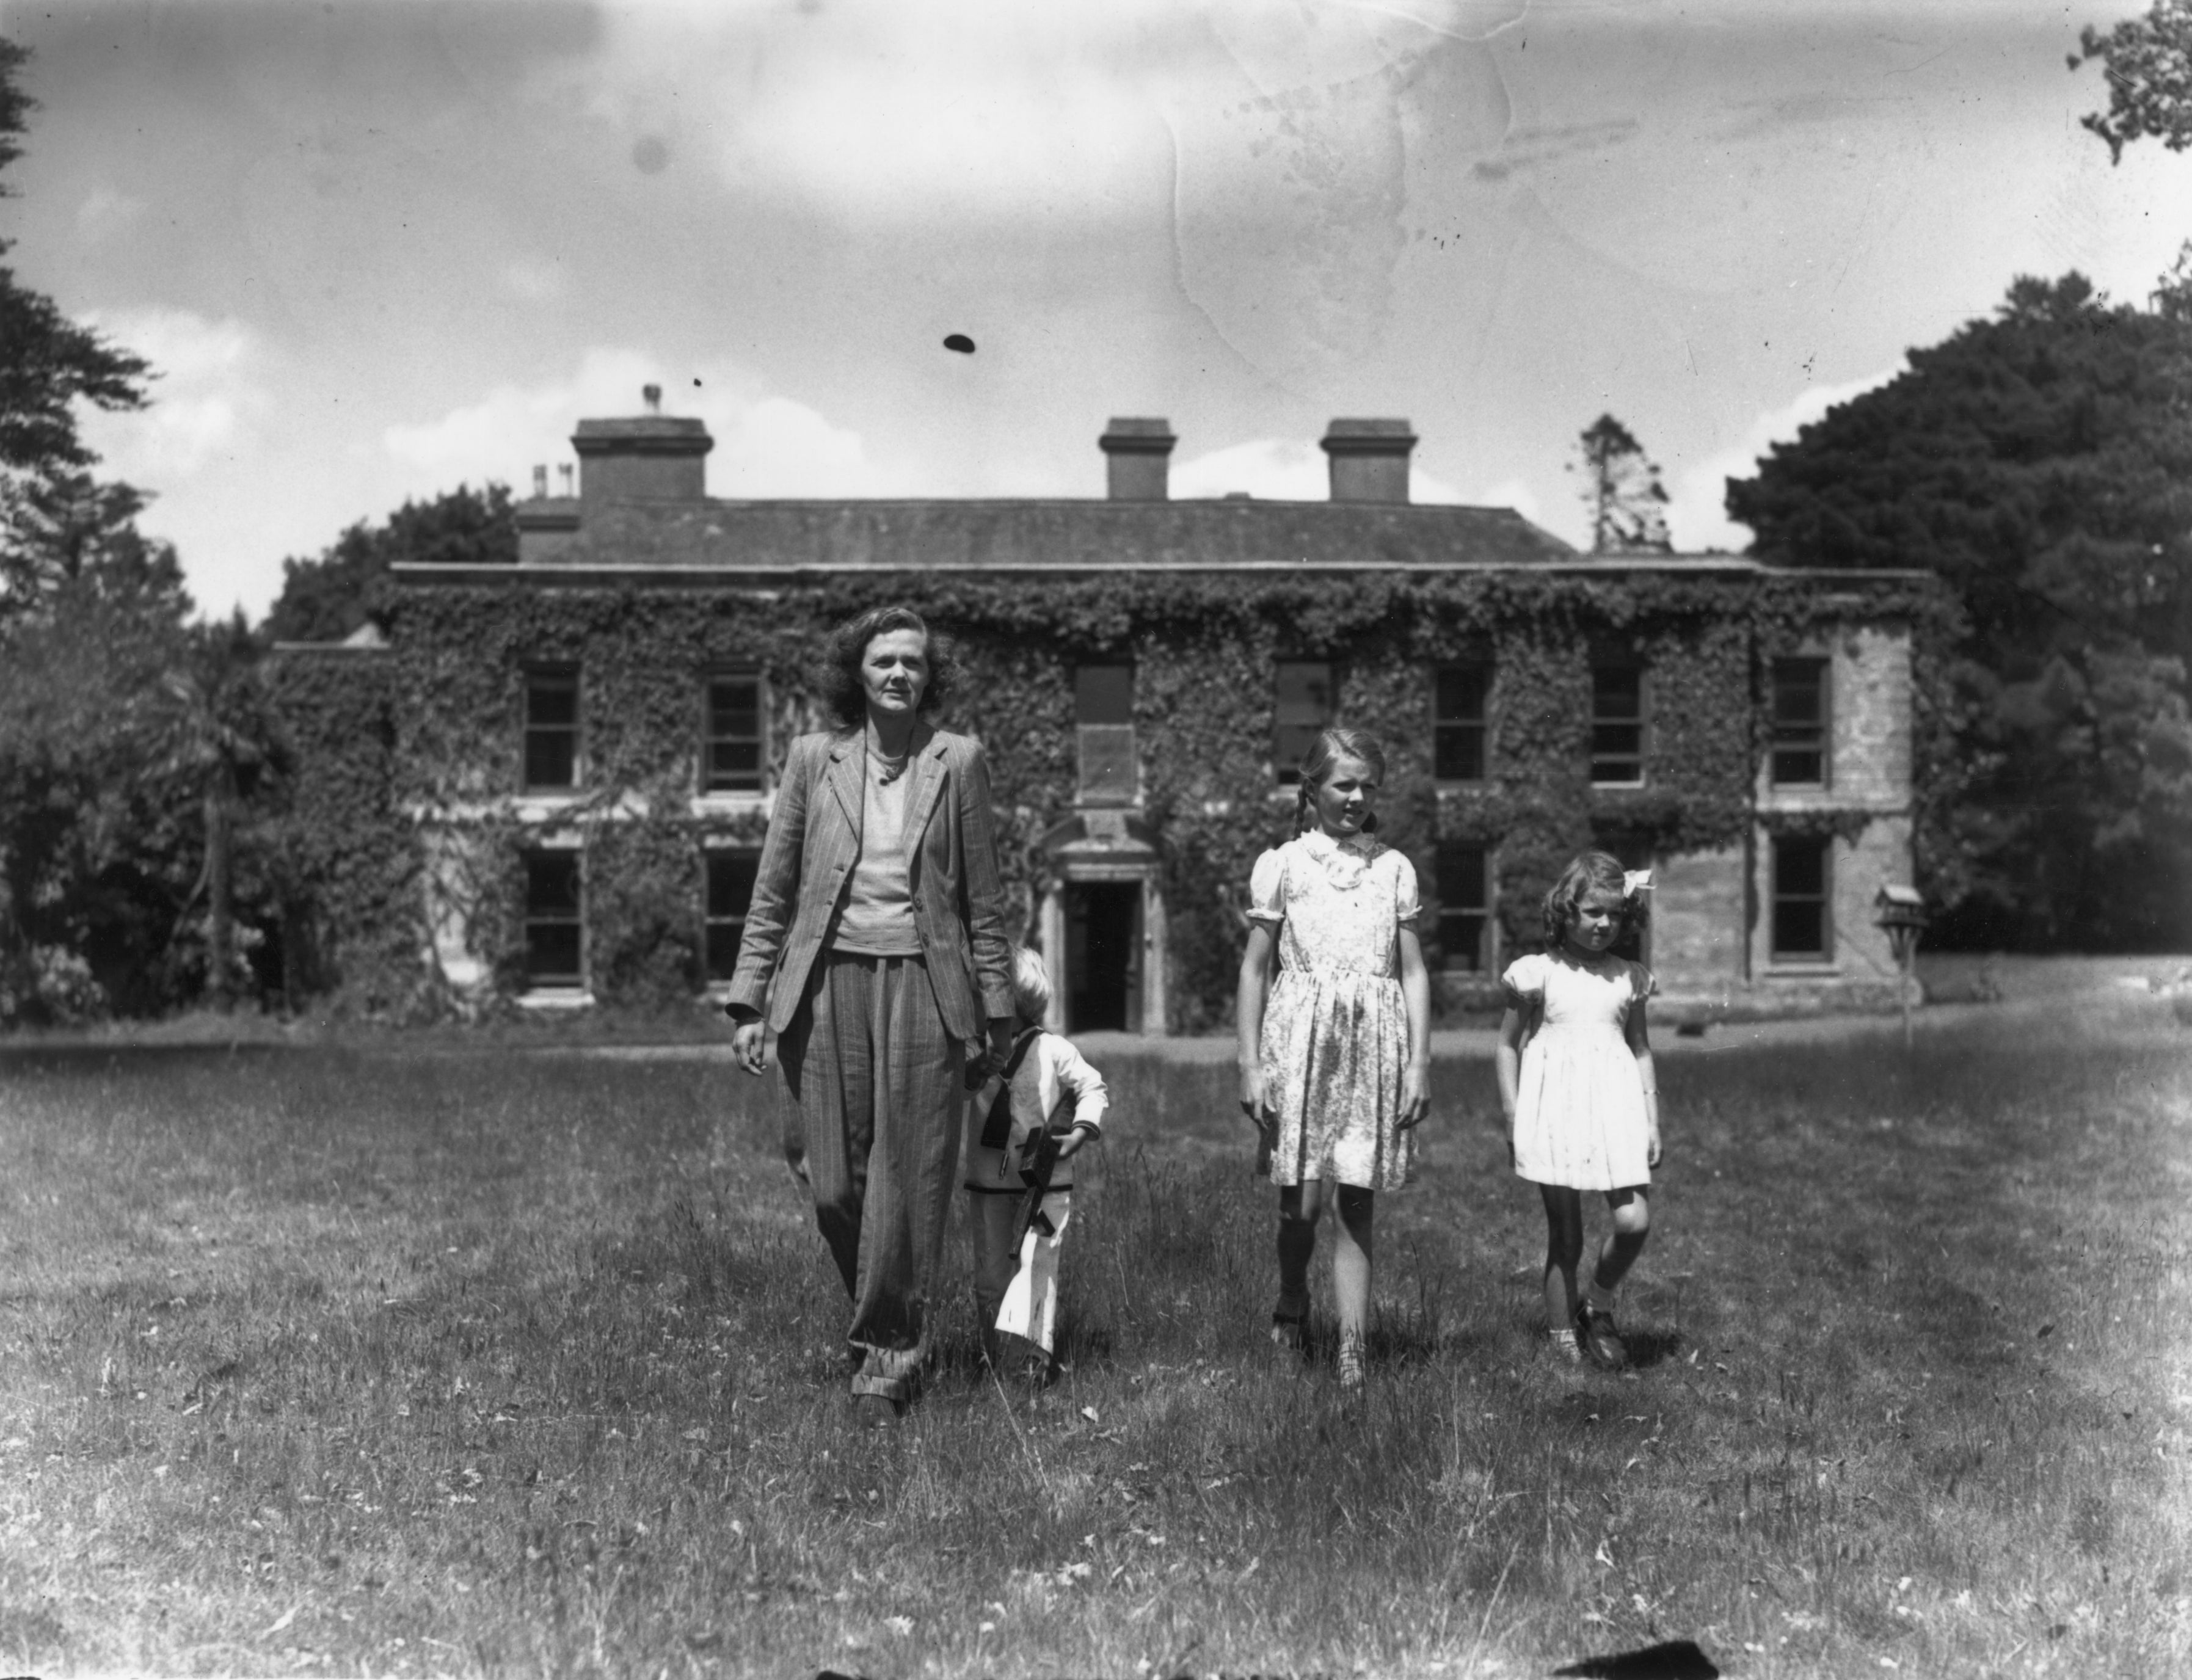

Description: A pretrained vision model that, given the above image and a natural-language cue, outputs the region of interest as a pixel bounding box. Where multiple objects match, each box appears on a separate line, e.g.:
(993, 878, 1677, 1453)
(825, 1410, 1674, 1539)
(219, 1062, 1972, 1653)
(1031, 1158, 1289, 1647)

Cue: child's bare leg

(1588, 1188, 1650, 1307)
(1331, 1185, 1374, 1361)
(1275, 1181, 1322, 1332)
(1539, 1184, 1585, 1332)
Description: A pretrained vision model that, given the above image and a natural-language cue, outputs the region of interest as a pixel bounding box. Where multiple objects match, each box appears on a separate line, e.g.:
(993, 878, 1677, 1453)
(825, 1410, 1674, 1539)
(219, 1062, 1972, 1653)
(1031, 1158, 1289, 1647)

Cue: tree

(2069, 0, 2192, 163)
(1569, 414, 1672, 555)
(262, 483, 517, 644)
(0, 38, 152, 609)
(1727, 272, 2192, 950)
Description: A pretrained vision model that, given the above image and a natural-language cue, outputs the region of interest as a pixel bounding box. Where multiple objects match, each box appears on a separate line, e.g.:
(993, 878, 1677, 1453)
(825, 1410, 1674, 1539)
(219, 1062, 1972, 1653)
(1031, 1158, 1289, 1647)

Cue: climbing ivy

(268, 567, 1957, 1027)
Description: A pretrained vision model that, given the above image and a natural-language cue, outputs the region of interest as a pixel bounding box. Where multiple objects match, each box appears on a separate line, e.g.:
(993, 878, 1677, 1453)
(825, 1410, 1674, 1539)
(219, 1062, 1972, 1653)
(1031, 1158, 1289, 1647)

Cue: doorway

(1065, 881, 1142, 1033)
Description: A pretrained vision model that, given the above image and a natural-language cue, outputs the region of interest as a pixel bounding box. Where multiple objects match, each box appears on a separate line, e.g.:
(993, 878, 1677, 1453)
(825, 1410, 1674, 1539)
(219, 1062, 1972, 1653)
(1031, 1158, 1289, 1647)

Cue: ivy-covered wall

(269, 567, 1956, 1028)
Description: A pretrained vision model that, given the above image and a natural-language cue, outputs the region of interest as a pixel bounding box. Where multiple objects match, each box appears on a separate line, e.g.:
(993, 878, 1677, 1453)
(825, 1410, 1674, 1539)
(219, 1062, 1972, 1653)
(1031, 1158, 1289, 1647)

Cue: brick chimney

(1321, 418, 1416, 504)
(1099, 417, 1176, 501)
(571, 388, 713, 503)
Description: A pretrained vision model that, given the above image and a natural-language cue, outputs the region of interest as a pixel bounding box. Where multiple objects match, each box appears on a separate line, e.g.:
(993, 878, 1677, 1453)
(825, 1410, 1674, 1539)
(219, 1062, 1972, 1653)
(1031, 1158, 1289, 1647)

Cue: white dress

(1248, 831, 1419, 1191)
(1503, 951, 1653, 1191)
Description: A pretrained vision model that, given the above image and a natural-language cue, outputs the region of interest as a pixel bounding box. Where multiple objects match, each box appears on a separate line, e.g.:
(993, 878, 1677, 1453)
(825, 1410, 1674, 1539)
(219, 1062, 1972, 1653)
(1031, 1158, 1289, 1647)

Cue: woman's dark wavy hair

(1542, 849, 1650, 945)
(814, 604, 964, 731)
(1292, 727, 1385, 836)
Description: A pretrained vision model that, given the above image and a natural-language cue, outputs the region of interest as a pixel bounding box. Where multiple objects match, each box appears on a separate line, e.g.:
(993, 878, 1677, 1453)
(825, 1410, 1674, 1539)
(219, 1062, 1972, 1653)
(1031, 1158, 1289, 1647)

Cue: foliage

(261, 484, 517, 645)
(1727, 272, 2192, 950)
(0, 38, 152, 610)
(2069, 0, 2192, 162)
(266, 568, 1949, 1025)
(1570, 413, 1672, 556)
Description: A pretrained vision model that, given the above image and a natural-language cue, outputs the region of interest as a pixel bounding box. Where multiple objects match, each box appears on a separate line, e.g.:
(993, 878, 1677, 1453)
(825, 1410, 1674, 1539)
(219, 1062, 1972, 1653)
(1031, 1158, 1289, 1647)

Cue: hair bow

(1622, 869, 1653, 896)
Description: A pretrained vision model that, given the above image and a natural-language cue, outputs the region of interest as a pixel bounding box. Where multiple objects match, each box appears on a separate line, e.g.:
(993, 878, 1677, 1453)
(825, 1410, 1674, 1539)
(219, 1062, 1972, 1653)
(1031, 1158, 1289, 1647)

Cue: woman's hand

(1647, 1122, 1663, 1170)
(1502, 1111, 1517, 1168)
(732, 1020, 774, 1077)
(1238, 1063, 1274, 1134)
(1397, 1061, 1430, 1130)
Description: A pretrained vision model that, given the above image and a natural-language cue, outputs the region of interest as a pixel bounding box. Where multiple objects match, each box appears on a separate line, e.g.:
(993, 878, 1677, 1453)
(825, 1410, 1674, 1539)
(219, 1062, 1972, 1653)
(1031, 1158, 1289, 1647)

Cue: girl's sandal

(1270, 1309, 1307, 1353)
(1336, 1335, 1366, 1397)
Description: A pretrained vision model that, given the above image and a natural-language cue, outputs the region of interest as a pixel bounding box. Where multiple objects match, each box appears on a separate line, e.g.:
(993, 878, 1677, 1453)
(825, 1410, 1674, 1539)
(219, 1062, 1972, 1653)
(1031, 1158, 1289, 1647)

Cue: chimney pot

(1098, 416, 1176, 501)
(643, 384, 662, 414)
(558, 464, 575, 495)
(1320, 417, 1417, 504)
(533, 465, 548, 498)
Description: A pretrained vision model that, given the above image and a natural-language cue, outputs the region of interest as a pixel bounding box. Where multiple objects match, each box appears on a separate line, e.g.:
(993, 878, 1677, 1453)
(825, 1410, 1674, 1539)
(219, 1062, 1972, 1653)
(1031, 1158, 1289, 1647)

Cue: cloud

(500, 257, 570, 304)
(75, 309, 266, 480)
(75, 187, 145, 241)
(1666, 368, 1903, 552)
(382, 349, 901, 500)
(1171, 435, 1499, 510)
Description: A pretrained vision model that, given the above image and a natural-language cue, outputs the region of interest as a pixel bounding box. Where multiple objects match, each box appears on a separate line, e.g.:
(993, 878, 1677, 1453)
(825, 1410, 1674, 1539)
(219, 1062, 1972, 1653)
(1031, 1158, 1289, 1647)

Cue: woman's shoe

(1336, 1334, 1366, 1396)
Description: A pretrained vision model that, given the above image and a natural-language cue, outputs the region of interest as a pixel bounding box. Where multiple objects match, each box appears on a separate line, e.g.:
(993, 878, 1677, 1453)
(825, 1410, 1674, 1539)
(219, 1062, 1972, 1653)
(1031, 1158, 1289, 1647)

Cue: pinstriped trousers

(779, 951, 966, 1400)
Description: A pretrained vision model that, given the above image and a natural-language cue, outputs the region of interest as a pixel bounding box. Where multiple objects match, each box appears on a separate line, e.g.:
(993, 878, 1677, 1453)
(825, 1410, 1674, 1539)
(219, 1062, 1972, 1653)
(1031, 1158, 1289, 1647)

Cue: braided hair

(1293, 727, 1386, 837)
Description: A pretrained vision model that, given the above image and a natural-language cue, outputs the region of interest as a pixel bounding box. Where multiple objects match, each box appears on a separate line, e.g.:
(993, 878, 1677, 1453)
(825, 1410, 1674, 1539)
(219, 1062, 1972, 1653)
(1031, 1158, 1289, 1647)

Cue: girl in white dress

(1236, 729, 1432, 1395)
(1496, 851, 1662, 1370)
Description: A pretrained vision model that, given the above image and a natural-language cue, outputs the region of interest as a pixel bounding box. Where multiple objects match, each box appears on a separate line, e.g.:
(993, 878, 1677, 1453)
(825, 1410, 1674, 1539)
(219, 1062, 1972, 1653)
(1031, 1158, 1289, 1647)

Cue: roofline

(393, 559, 1939, 586)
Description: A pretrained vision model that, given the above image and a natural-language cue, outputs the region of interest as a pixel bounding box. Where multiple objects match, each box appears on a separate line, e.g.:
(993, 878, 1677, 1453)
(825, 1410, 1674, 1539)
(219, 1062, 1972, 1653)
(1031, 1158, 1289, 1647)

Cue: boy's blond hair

(1010, 947, 1052, 1024)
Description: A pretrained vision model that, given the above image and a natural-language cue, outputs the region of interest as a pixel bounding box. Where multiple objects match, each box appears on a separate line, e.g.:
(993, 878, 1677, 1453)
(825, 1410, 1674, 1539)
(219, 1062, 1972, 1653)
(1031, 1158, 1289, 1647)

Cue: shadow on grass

(0, 1041, 301, 1071)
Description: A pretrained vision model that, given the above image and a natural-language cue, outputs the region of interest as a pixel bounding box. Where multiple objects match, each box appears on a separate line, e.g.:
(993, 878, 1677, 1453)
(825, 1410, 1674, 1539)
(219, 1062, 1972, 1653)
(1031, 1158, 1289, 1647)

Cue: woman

(726, 604, 1016, 1424)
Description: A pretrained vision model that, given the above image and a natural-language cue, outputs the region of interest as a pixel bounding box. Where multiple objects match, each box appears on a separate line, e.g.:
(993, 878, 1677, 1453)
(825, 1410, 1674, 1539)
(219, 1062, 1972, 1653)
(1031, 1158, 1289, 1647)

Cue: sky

(5, 0, 2188, 622)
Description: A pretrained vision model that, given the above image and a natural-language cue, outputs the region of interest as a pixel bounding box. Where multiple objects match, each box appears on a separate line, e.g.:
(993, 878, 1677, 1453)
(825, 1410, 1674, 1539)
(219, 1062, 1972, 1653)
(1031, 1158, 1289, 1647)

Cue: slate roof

(491, 495, 1581, 574)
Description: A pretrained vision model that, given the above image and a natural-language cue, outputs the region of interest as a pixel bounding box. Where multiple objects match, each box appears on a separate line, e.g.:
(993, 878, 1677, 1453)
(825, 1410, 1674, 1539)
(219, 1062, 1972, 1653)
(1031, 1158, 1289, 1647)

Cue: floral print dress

(1248, 831, 1419, 1190)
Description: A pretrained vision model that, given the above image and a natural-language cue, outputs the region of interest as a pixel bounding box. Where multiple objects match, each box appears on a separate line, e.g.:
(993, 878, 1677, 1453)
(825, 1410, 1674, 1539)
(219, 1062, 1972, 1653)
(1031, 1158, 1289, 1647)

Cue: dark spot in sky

(693, 377, 702, 387)
(943, 333, 976, 354)
(632, 136, 669, 175)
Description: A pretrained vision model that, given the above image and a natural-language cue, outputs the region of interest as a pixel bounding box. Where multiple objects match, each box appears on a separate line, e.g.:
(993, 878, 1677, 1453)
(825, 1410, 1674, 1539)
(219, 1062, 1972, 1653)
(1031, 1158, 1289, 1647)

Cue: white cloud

(76, 187, 145, 241)
(1666, 369, 1904, 553)
(1172, 435, 1496, 509)
(75, 308, 266, 481)
(382, 348, 901, 500)
(500, 257, 571, 304)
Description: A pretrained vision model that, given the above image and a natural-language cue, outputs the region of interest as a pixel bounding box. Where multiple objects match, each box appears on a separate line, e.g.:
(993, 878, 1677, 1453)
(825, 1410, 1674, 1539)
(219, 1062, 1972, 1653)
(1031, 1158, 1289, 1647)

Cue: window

(704, 673, 765, 794)
(704, 849, 759, 983)
(1273, 661, 1334, 782)
(523, 853, 583, 987)
(1435, 842, 1491, 972)
(1075, 664, 1136, 805)
(1590, 660, 1646, 785)
(1771, 835, 1832, 961)
(523, 669, 580, 791)
(1771, 658, 1829, 788)
(1433, 664, 1490, 782)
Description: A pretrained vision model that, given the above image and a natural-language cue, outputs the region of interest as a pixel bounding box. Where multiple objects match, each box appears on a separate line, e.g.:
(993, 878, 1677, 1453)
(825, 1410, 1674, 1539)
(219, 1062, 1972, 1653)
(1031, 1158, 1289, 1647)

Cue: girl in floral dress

(1236, 728, 1432, 1394)
(1495, 851, 1662, 1370)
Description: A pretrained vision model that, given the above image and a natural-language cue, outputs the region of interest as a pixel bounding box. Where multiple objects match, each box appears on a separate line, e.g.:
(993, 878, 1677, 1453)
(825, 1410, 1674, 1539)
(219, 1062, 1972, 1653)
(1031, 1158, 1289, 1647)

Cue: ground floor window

(523, 852, 583, 987)
(1435, 841, 1491, 972)
(1771, 835, 1832, 961)
(704, 850, 760, 983)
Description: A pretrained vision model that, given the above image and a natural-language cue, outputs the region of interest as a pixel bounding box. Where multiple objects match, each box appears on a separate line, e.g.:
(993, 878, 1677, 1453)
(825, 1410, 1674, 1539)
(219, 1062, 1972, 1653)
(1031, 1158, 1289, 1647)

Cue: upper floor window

(1771, 835, 1832, 961)
(523, 851, 583, 988)
(1075, 663, 1137, 805)
(1273, 660, 1334, 784)
(523, 668, 580, 791)
(704, 672, 765, 795)
(704, 849, 760, 984)
(1433, 664, 1490, 782)
(1435, 841, 1491, 973)
(1770, 658, 1829, 788)
(1590, 660, 1646, 785)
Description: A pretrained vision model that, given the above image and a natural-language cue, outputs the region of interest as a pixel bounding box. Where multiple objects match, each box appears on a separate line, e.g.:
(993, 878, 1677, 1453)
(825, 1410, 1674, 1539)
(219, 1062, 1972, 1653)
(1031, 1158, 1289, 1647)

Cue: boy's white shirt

(993, 1030, 1109, 1147)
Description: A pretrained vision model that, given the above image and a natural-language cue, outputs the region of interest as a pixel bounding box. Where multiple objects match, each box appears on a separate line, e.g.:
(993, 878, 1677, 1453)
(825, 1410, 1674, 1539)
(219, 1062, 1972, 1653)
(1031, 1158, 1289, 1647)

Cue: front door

(1065, 881, 1142, 1033)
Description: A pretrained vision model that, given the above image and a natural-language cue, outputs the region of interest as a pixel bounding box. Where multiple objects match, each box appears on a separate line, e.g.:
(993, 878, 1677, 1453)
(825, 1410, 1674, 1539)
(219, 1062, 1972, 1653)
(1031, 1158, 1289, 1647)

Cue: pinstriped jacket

(725, 724, 1017, 1040)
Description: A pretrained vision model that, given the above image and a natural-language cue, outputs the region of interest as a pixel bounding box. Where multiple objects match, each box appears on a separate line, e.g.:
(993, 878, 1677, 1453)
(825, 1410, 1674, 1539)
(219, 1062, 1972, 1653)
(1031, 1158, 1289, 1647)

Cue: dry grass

(0, 996, 2187, 1677)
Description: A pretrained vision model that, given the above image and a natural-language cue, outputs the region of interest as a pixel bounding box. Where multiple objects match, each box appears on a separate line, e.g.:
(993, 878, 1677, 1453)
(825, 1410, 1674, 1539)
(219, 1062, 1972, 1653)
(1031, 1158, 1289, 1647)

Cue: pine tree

(1570, 414, 1672, 555)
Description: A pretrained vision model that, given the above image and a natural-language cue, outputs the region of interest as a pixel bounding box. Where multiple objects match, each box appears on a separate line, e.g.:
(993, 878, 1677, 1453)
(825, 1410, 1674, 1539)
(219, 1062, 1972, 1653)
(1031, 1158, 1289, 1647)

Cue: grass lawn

(0, 995, 2187, 1678)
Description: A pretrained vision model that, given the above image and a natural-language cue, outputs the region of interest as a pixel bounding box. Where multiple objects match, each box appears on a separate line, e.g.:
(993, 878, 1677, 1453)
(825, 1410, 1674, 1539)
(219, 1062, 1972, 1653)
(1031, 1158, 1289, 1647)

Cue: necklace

(871, 746, 910, 784)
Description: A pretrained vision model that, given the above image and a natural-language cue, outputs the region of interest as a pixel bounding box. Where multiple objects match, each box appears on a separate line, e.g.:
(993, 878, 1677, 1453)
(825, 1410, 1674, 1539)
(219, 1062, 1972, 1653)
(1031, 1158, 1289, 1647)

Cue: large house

(270, 391, 1940, 1033)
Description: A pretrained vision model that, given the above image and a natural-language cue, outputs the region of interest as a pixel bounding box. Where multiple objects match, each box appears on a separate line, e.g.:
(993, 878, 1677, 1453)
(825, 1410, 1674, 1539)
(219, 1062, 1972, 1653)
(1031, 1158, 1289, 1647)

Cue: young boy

(964, 947, 1108, 1375)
